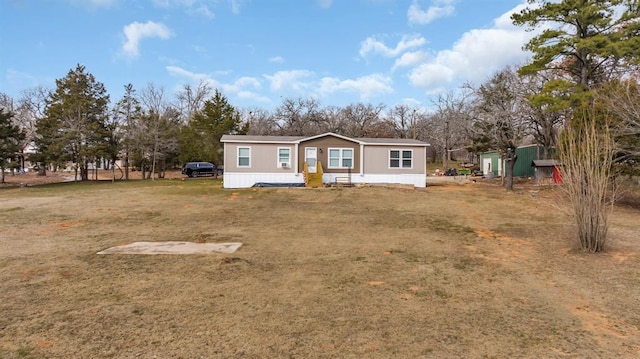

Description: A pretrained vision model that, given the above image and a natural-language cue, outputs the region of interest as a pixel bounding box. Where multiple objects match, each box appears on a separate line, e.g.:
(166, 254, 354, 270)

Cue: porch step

(304, 160, 324, 188)
(307, 173, 323, 188)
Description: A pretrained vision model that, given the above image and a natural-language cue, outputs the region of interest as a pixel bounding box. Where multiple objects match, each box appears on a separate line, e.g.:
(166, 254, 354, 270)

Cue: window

(238, 147, 251, 167)
(328, 148, 354, 169)
(390, 149, 412, 169)
(278, 147, 291, 167)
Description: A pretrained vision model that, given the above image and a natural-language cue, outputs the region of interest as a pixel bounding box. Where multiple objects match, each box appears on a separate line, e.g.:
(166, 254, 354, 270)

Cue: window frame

(277, 147, 291, 168)
(389, 149, 413, 169)
(327, 147, 354, 169)
(237, 146, 251, 168)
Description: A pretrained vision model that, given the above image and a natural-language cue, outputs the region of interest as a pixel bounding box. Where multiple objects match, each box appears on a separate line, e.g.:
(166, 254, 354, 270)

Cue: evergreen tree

(179, 90, 246, 165)
(36, 64, 110, 180)
(512, 0, 640, 104)
(0, 110, 26, 183)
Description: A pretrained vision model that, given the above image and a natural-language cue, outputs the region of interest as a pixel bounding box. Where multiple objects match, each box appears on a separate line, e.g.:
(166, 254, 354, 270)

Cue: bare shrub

(558, 112, 616, 252)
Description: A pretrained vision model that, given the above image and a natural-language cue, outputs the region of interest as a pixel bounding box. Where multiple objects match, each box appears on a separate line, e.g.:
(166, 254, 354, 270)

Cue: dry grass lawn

(1, 176, 640, 358)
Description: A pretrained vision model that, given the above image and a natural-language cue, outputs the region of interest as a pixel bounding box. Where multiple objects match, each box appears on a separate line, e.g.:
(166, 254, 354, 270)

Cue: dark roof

(532, 159, 561, 167)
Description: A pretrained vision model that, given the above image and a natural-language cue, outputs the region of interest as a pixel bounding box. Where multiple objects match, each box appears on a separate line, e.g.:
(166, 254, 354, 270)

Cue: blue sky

(1, 0, 536, 111)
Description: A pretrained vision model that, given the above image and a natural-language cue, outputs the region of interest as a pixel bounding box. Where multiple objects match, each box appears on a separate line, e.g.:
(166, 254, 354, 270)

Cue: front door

(305, 147, 317, 173)
(482, 157, 492, 176)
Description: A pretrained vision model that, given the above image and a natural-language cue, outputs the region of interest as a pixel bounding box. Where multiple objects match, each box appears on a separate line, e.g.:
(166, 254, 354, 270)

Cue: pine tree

(512, 0, 640, 103)
(36, 64, 110, 180)
(0, 110, 26, 183)
(179, 90, 246, 165)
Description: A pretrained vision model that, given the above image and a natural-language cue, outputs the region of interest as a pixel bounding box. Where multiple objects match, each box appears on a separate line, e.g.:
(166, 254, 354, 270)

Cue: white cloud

(319, 74, 393, 99)
(166, 65, 212, 82)
(408, 3, 536, 93)
(360, 34, 427, 58)
(227, 77, 262, 92)
(264, 70, 314, 92)
(407, 0, 455, 25)
(392, 50, 428, 71)
(167, 66, 393, 104)
(121, 21, 174, 58)
(230, 0, 241, 14)
(153, 0, 198, 7)
(237, 91, 271, 103)
(152, 0, 222, 17)
(166, 66, 262, 98)
(196, 5, 215, 18)
(318, 0, 333, 9)
(66, 0, 116, 9)
(269, 56, 285, 64)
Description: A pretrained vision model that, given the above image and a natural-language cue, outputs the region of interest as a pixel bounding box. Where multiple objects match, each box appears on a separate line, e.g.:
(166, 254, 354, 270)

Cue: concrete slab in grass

(97, 241, 242, 255)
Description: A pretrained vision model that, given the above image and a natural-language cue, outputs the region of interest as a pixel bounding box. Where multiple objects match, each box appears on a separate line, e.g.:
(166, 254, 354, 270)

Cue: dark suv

(181, 162, 216, 177)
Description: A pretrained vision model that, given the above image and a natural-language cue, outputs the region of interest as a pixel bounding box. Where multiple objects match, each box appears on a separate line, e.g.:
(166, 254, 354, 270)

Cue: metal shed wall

(479, 152, 502, 176)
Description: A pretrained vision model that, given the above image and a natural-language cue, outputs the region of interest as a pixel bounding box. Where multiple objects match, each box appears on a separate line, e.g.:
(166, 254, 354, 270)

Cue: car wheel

(191, 171, 199, 177)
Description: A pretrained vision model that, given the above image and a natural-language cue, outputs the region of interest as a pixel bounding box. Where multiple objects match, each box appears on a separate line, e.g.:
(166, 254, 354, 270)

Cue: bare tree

(1, 88, 49, 172)
(341, 103, 385, 138)
(274, 97, 325, 136)
(387, 104, 415, 139)
(175, 80, 213, 124)
(471, 67, 529, 190)
(427, 91, 472, 168)
(138, 83, 179, 180)
(321, 105, 348, 135)
(112, 84, 143, 180)
(596, 79, 640, 176)
(244, 108, 278, 135)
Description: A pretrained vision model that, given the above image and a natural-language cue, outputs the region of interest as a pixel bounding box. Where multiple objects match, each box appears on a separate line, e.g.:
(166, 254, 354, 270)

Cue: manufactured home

(220, 132, 429, 188)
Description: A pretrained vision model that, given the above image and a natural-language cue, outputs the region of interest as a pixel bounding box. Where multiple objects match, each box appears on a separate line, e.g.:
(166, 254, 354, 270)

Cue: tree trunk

(0, 167, 5, 184)
(81, 160, 89, 181)
(124, 151, 129, 180)
(442, 150, 448, 170)
(505, 154, 517, 191)
(38, 163, 46, 176)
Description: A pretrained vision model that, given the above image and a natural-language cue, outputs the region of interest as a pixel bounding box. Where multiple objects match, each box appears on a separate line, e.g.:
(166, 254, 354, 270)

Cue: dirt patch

(0, 169, 188, 187)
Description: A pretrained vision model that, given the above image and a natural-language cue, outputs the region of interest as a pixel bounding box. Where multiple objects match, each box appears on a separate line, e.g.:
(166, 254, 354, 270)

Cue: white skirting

(322, 173, 426, 188)
(223, 172, 426, 188)
(223, 173, 304, 188)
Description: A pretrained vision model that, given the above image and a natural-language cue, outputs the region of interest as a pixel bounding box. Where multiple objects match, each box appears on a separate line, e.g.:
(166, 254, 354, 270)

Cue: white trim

(277, 147, 292, 168)
(388, 149, 413, 169)
(294, 143, 299, 174)
(359, 143, 364, 176)
(237, 146, 251, 168)
(296, 132, 363, 145)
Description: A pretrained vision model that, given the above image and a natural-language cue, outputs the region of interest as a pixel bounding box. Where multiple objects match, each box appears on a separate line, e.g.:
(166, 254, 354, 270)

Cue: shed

(481, 145, 555, 178)
(532, 159, 562, 184)
(479, 151, 502, 177)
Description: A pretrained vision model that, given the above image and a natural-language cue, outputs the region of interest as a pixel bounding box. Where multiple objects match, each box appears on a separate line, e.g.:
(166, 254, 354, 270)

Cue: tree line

(1, 0, 639, 251)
